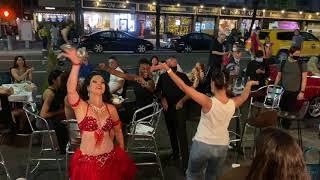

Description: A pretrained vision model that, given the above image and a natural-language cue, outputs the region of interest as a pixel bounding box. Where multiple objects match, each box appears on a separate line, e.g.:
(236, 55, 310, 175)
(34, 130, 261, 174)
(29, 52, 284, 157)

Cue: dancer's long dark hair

(80, 71, 112, 103)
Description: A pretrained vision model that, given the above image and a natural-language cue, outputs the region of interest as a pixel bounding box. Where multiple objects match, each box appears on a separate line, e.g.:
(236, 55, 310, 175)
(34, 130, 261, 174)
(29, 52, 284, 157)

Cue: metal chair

(126, 102, 164, 180)
(248, 85, 284, 118)
(278, 101, 310, 149)
(236, 110, 278, 162)
(64, 119, 81, 177)
(22, 102, 62, 179)
(0, 123, 11, 180)
(0, 151, 11, 180)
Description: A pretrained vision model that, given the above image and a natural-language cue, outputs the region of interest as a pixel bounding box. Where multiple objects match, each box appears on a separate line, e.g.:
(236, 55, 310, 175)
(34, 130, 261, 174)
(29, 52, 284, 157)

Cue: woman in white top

(10, 56, 33, 83)
(158, 63, 258, 180)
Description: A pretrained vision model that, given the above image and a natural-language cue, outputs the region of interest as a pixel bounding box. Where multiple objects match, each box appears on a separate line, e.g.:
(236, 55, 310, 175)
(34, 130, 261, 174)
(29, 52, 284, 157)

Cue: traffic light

(0, 7, 15, 21)
(3, 10, 9, 17)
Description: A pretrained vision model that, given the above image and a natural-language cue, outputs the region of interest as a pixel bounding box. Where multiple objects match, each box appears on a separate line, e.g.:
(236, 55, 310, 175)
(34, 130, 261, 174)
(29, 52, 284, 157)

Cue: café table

(1, 82, 37, 103)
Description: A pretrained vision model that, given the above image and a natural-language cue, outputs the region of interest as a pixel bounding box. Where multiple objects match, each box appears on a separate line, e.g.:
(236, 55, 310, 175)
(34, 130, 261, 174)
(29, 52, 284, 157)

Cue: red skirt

(69, 146, 137, 180)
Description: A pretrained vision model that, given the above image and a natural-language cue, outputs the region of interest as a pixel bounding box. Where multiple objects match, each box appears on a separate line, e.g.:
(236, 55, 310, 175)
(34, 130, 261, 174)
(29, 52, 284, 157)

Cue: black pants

(42, 37, 48, 49)
(44, 119, 68, 154)
(280, 91, 299, 112)
(164, 104, 189, 170)
(280, 91, 299, 128)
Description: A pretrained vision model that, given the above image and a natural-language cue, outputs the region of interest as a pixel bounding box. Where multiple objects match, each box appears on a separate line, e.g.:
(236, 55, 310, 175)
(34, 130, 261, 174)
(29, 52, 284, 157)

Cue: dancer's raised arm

(60, 48, 86, 118)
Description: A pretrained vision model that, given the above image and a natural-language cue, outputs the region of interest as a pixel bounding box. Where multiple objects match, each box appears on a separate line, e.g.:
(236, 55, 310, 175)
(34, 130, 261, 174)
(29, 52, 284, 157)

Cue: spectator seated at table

(246, 50, 269, 91)
(108, 56, 125, 95)
(10, 56, 33, 83)
(307, 56, 320, 75)
(40, 70, 68, 154)
(219, 127, 310, 180)
(79, 54, 94, 79)
(188, 62, 205, 91)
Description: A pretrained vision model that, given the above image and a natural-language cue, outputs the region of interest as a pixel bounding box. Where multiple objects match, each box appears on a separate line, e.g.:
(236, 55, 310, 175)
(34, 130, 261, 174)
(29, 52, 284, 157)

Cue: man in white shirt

(108, 57, 125, 95)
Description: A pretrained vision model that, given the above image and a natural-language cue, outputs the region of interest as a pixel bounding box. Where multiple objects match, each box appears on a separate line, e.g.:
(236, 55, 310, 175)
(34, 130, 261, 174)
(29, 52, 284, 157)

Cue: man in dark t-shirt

(275, 47, 307, 128)
(156, 56, 192, 171)
(208, 32, 227, 71)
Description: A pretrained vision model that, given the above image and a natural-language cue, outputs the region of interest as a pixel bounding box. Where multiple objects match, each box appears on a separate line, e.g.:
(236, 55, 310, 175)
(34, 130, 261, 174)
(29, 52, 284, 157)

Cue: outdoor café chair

(236, 110, 278, 162)
(126, 102, 164, 180)
(23, 102, 62, 179)
(278, 101, 310, 149)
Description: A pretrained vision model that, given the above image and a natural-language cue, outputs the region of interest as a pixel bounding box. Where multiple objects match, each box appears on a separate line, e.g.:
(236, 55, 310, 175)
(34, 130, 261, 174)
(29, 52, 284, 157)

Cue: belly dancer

(61, 48, 136, 180)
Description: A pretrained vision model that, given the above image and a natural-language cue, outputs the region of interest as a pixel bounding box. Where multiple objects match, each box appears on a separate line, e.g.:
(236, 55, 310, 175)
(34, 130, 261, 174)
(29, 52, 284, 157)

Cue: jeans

(186, 140, 228, 180)
(164, 104, 189, 170)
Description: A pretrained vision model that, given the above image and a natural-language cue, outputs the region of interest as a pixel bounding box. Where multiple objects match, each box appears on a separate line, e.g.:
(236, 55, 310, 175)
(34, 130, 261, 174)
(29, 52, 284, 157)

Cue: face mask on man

(292, 56, 300, 60)
(171, 66, 178, 72)
(255, 57, 264, 62)
(232, 47, 237, 52)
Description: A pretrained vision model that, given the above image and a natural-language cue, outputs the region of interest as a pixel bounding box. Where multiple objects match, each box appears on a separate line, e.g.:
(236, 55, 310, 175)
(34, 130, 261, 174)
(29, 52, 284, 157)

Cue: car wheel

(137, 44, 146, 53)
(308, 97, 320, 118)
(93, 44, 103, 53)
(277, 50, 288, 62)
(184, 45, 192, 53)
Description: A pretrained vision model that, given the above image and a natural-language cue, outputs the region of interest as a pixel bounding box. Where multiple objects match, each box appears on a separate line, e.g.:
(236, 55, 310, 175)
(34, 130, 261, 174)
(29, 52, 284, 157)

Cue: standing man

(108, 56, 125, 95)
(274, 47, 307, 129)
(208, 32, 227, 72)
(39, 26, 49, 50)
(156, 56, 192, 172)
(50, 24, 59, 50)
(292, 29, 304, 50)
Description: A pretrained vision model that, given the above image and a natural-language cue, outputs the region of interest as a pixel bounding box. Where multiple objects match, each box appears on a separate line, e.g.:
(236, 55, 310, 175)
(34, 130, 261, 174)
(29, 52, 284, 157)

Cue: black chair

(236, 110, 278, 162)
(0, 71, 12, 85)
(278, 101, 310, 149)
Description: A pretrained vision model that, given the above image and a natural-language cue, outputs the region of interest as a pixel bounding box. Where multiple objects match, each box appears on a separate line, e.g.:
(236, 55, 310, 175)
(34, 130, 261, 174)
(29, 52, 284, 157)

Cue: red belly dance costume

(69, 103, 136, 180)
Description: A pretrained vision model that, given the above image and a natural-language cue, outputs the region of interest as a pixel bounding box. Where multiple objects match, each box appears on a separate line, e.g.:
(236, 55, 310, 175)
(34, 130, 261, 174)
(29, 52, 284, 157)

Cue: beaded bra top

(78, 104, 121, 146)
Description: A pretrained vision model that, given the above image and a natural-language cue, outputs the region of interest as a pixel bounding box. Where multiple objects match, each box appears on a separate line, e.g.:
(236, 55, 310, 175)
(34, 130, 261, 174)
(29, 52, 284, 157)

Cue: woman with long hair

(158, 62, 258, 180)
(60, 48, 136, 180)
(247, 127, 310, 180)
(10, 56, 33, 83)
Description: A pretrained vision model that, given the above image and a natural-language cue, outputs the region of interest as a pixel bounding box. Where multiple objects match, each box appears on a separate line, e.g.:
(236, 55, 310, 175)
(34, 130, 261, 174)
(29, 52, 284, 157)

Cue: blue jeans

(186, 140, 228, 180)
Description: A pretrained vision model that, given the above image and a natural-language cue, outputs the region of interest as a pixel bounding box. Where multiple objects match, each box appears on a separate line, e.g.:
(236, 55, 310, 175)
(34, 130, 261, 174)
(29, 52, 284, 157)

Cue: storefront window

(195, 17, 215, 35)
(83, 12, 136, 32)
(219, 19, 237, 35)
(137, 14, 157, 37)
(307, 22, 320, 38)
(166, 16, 192, 36)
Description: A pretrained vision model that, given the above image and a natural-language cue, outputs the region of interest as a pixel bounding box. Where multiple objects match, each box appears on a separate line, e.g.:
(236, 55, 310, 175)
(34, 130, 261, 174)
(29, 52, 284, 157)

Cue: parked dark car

(79, 31, 154, 53)
(171, 32, 213, 53)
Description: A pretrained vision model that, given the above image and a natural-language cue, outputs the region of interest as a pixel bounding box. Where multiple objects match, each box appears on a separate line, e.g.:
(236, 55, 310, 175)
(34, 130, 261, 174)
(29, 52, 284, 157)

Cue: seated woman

(40, 70, 68, 154)
(10, 56, 33, 83)
(307, 56, 320, 75)
(150, 55, 161, 84)
(188, 62, 205, 90)
(220, 127, 310, 180)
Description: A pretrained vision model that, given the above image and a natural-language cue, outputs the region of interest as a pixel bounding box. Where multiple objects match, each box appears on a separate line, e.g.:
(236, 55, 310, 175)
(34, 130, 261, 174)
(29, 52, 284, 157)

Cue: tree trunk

(249, 0, 261, 35)
(155, 0, 161, 50)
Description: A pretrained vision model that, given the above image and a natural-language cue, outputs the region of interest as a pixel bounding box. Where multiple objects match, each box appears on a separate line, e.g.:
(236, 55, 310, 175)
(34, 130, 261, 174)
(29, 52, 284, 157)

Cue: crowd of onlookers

(0, 27, 318, 179)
